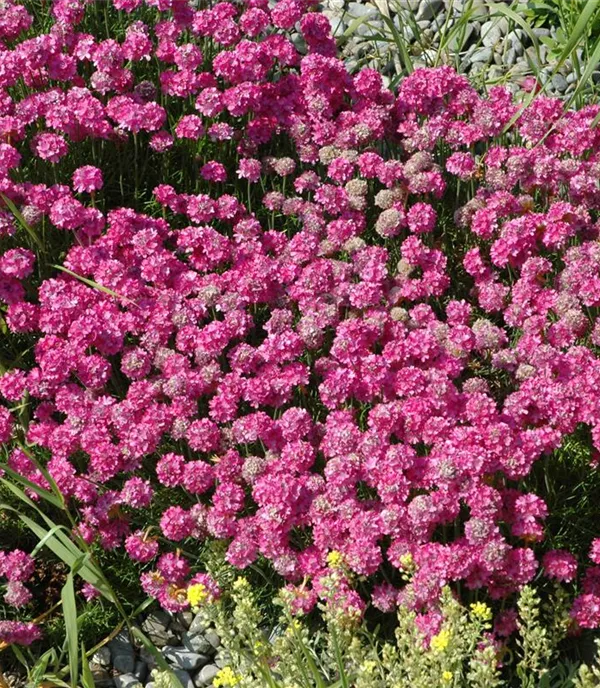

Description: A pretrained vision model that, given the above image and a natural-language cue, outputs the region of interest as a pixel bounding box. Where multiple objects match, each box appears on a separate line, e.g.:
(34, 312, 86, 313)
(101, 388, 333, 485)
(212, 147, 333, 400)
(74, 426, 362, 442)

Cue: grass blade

(555, 0, 600, 69)
(0, 193, 44, 250)
(131, 627, 185, 688)
(61, 571, 78, 688)
(53, 265, 137, 306)
(80, 643, 96, 688)
(0, 465, 64, 509)
(380, 14, 414, 74)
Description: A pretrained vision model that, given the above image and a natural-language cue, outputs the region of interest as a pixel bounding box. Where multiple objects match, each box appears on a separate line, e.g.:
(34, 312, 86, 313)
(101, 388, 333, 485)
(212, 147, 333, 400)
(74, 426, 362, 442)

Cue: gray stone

(92, 647, 111, 666)
(163, 647, 211, 672)
(532, 27, 551, 37)
(182, 632, 214, 656)
(146, 684, 155, 688)
(141, 612, 174, 648)
(113, 654, 136, 675)
(397, 0, 420, 8)
(214, 651, 232, 670)
(109, 632, 135, 658)
(114, 675, 143, 688)
(91, 665, 114, 688)
(173, 670, 195, 688)
(134, 661, 148, 683)
(139, 649, 158, 671)
(189, 614, 209, 636)
(447, 23, 474, 51)
(481, 18, 508, 47)
(194, 665, 219, 688)
(348, 1, 377, 17)
(470, 47, 492, 64)
(469, 61, 486, 76)
(204, 631, 221, 651)
(566, 71, 578, 84)
(505, 48, 517, 66)
(417, 0, 444, 21)
(552, 74, 568, 93)
(177, 612, 194, 630)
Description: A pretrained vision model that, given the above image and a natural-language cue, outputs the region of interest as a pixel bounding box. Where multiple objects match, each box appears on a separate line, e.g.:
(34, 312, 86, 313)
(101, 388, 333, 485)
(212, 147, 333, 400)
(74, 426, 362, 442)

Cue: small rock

(447, 23, 474, 51)
(146, 684, 155, 688)
(194, 665, 219, 688)
(481, 18, 508, 47)
(109, 632, 135, 658)
(163, 647, 211, 672)
(173, 670, 195, 688)
(189, 615, 209, 635)
(113, 674, 143, 688)
(204, 631, 221, 651)
(139, 649, 158, 671)
(505, 48, 517, 66)
(416, 0, 444, 21)
(469, 61, 486, 76)
(92, 647, 112, 666)
(182, 632, 214, 656)
(470, 47, 492, 63)
(532, 27, 551, 37)
(177, 612, 194, 631)
(90, 665, 114, 688)
(133, 661, 148, 683)
(348, 1, 377, 17)
(113, 654, 136, 675)
(552, 74, 568, 93)
(214, 651, 232, 670)
(397, 0, 420, 8)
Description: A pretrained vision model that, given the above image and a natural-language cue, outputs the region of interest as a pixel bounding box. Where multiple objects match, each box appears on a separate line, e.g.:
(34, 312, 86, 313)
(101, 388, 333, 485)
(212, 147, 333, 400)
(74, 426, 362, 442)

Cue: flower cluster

(1, 0, 600, 646)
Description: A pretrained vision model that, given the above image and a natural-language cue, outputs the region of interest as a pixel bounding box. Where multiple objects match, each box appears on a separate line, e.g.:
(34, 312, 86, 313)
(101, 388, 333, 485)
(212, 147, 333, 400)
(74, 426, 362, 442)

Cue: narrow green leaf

(61, 572, 79, 688)
(131, 627, 185, 688)
(53, 265, 137, 306)
(0, 503, 115, 602)
(0, 192, 44, 250)
(555, 0, 600, 68)
(341, 14, 371, 40)
(0, 466, 64, 508)
(81, 643, 96, 688)
(563, 32, 600, 110)
(380, 14, 414, 75)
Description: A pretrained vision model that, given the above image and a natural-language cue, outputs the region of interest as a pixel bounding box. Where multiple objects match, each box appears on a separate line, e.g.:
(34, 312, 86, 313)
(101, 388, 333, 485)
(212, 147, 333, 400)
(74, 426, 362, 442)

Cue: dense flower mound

(2, 0, 600, 645)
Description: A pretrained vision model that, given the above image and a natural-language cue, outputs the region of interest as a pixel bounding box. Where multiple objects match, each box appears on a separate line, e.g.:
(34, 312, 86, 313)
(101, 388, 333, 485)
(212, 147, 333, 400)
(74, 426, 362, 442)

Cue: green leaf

(0, 501, 116, 602)
(61, 572, 79, 688)
(0, 192, 44, 250)
(53, 265, 138, 306)
(380, 14, 414, 75)
(555, 0, 600, 68)
(0, 465, 64, 509)
(81, 643, 96, 688)
(131, 627, 185, 688)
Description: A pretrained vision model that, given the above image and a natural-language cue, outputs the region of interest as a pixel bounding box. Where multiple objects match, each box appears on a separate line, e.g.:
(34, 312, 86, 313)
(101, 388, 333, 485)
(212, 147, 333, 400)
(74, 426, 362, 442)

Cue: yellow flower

(470, 602, 492, 622)
(399, 552, 414, 569)
(232, 576, 250, 592)
(186, 583, 207, 608)
(327, 550, 344, 568)
(213, 667, 242, 687)
(442, 670, 453, 682)
(430, 629, 451, 653)
(361, 660, 377, 674)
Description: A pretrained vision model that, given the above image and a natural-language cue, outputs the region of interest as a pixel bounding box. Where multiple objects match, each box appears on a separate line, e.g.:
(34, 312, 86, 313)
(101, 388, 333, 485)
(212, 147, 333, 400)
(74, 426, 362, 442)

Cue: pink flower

(542, 550, 578, 582)
(72, 166, 103, 193)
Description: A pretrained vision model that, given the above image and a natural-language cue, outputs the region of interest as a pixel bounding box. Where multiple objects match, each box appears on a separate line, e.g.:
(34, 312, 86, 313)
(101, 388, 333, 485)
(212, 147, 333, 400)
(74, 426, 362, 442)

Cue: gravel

(320, 0, 590, 99)
(81, 612, 225, 688)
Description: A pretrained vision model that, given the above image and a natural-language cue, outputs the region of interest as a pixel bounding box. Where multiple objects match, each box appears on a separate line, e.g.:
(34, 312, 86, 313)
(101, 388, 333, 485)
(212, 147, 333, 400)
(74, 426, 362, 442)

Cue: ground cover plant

(2, 0, 600, 685)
